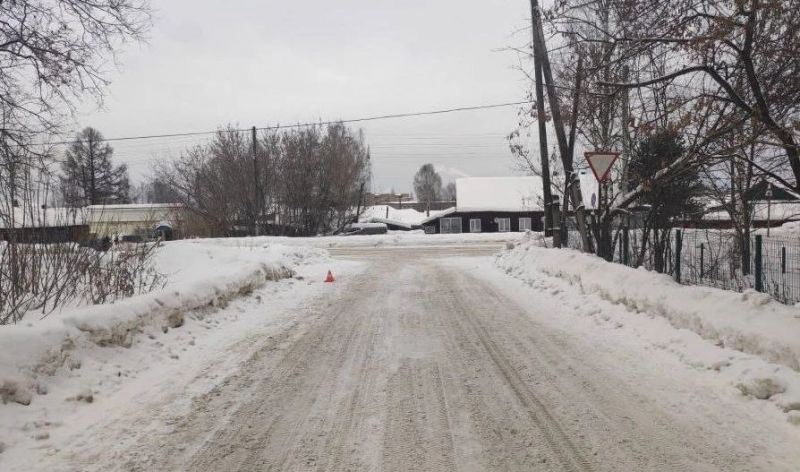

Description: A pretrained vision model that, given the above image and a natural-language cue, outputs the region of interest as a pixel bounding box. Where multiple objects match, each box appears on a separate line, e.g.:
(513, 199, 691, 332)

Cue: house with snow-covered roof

(0, 205, 89, 243)
(86, 203, 185, 241)
(697, 179, 800, 229)
(420, 176, 545, 234)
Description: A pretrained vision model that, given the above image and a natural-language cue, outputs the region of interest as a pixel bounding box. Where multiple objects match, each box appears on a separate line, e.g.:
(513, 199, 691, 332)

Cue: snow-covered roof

(420, 207, 456, 225)
(365, 217, 414, 230)
(359, 205, 429, 226)
(704, 201, 800, 222)
(86, 203, 183, 211)
(86, 204, 183, 224)
(362, 205, 455, 227)
(764, 179, 800, 201)
(0, 207, 85, 229)
(455, 176, 544, 212)
(346, 222, 387, 230)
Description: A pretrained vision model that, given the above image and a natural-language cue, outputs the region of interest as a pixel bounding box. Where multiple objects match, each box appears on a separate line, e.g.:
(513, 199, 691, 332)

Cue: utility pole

(532, 31, 554, 237)
(89, 133, 96, 205)
(252, 126, 260, 236)
(355, 181, 365, 223)
(565, 55, 589, 250)
(619, 65, 631, 193)
(530, 0, 591, 251)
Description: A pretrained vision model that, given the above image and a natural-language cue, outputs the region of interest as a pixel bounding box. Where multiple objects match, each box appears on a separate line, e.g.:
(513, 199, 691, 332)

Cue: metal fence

(566, 225, 800, 305)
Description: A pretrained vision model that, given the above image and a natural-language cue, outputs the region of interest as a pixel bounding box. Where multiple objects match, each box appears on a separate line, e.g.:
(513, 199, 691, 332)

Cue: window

(440, 217, 462, 234)
(469, 219, 482, 233)
(496, 217, 511, 232)
(519, 217, 532, 232)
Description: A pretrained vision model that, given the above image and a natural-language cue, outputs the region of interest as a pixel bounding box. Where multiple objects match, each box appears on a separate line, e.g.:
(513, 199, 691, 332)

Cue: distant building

(359, 205, 452, 231)
(698, 180, 800, 229)
(364, 192, 412, 206)
(86, 203, 184, 240)
(0, 206, 89, 243)
(364, 192, 455, 213)
(421, 177, 545, 234)
(1, 203, 186, 243)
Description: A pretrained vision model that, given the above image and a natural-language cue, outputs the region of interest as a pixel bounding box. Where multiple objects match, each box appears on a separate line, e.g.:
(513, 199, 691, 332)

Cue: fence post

(782, 246, 786, 274)
(674, 230, 682, 284)
(700, 243, 704, 279)
(622, 226, 630, 266)
(552, 197, 562, 248)
(742, 235, 751, 275)
(754, 235, 763, 292)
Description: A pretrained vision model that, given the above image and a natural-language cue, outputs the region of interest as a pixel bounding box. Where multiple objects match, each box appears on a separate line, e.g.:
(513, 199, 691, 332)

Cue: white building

(86, 204, 184, 240)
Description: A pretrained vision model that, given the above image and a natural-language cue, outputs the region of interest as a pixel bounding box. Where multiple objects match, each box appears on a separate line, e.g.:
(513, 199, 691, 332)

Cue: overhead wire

(29, 100, 537, 147)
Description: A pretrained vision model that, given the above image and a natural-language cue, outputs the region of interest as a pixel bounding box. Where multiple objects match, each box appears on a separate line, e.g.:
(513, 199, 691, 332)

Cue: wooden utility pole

(355, 181, 365, 222)
(619, 65, 631, 193)
(252, 126, 260, 236)
(532, 36, 554, 237)
(88, 133, 96, 205)
(529, 0, 591, 251)
(566, 54, 583, 168)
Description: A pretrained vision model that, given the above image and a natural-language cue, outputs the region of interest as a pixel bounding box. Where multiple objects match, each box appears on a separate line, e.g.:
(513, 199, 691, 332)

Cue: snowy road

(19, 243, 800, 471)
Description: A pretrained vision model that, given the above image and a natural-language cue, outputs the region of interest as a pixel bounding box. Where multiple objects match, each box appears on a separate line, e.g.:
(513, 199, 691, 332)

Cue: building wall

(0, 225, 90, 244)
(87, 205, 184, 238)
(423, 211, 545, 234)
(386, 200, 456, 212)
(364, 193, 412, 206)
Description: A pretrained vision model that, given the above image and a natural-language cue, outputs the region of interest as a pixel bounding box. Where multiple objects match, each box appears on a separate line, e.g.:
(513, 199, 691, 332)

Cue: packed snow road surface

(15, 243, 800, 471)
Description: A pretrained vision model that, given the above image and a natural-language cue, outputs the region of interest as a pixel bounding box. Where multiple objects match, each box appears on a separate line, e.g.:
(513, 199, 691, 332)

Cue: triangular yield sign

(584, 151, 620, 182)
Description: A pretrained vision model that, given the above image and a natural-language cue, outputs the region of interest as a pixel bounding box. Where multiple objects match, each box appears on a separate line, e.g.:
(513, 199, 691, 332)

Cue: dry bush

(0, 240, 165, 325)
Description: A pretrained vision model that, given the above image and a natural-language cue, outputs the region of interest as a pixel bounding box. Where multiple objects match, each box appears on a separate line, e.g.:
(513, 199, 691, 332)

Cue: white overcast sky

(76, 0, 536, 193)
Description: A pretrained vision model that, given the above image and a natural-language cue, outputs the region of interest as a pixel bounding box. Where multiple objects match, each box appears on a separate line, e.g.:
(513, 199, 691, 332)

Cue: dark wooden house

(421, 177, 546, 234)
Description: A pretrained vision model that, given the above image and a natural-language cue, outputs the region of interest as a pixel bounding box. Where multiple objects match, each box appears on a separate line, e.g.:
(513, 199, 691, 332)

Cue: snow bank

(497, 235, 800, 416)
(0, 240, 327, 406)
(498, 238, 800, 371)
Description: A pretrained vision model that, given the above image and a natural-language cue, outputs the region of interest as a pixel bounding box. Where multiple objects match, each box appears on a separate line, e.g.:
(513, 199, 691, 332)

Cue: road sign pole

(584, 151, 620, 260)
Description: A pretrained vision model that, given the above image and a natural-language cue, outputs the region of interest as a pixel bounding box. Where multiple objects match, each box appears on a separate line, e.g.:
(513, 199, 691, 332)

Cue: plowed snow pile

(497, 235, 800, 422)
(0, 240, 327, 407)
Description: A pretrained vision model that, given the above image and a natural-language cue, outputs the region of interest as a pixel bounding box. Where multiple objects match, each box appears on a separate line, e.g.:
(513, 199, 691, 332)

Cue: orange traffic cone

(324, 270, 335, 283)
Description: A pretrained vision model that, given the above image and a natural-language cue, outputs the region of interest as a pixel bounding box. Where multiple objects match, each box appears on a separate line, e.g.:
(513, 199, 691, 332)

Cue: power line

(31, 100, 536, 147)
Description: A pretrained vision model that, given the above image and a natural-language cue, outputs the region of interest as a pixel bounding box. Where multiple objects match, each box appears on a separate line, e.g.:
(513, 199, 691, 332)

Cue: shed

(0, 206, 89, 243)
(86, 203, 184, 240)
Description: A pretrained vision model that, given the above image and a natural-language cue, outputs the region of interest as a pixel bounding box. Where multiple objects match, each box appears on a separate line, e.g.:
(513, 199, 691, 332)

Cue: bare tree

(441, 182, 457, 202)
(155, 123, 371, 237)
(0, 0, 151, 146)
(142, 177, 183, 204)
(413, 164, 442, 216)
(0, 1, 156, 325)
(545, 0, 800, 194)
(509, 0, 798, 264)
(0, 0, 150, 221)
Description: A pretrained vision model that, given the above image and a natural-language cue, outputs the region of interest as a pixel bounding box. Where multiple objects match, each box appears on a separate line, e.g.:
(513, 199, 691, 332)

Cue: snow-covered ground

(3, 232, 799, 470)
(761, 220, 800, 237)
(195, 229, 529, 250)
(496, 233, 800, 424)
(0, 239, 359, 467)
